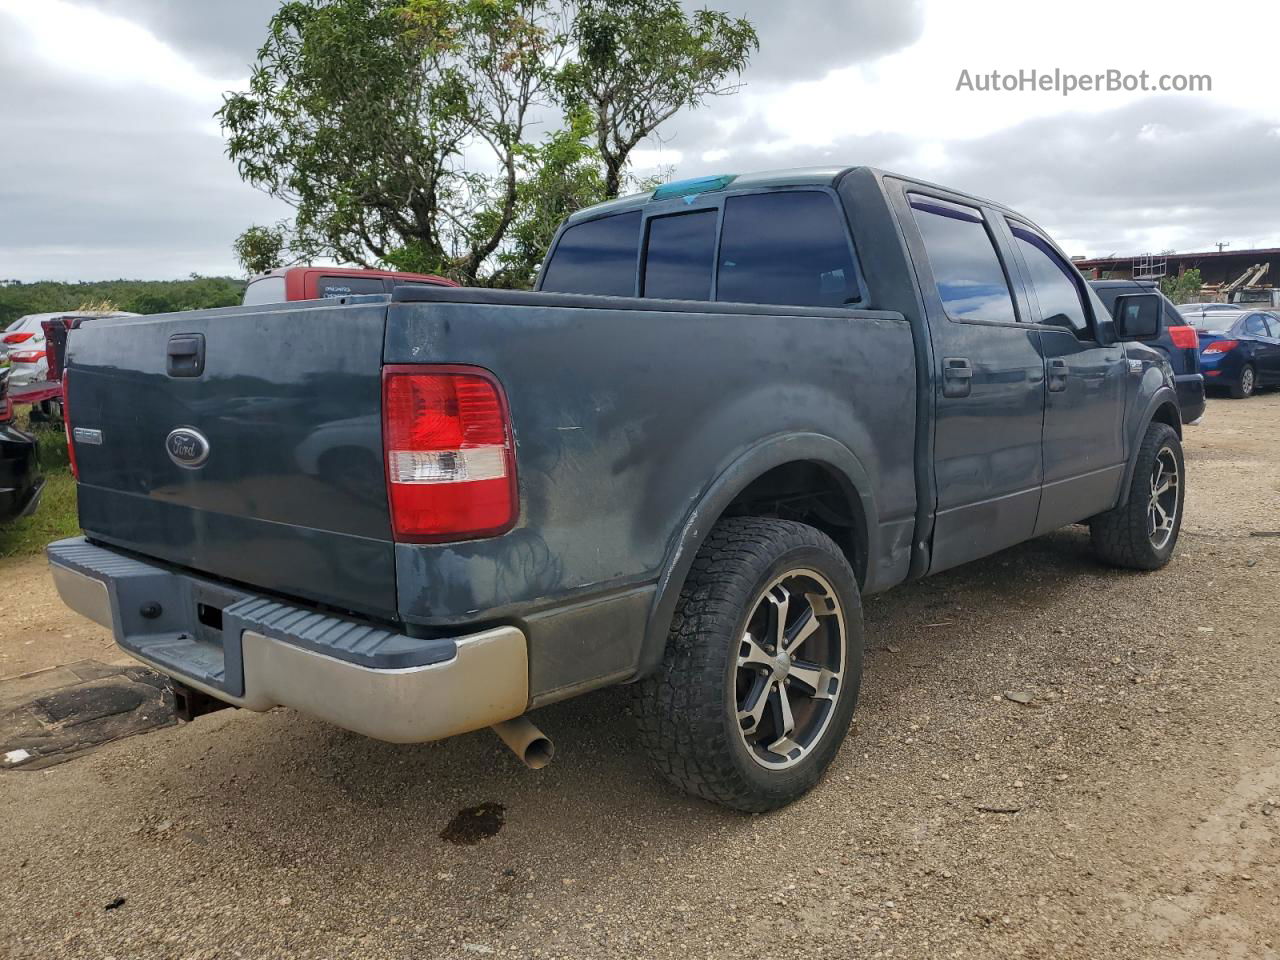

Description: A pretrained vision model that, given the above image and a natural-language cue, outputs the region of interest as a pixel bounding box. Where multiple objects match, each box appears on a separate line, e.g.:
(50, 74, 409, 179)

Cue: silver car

(1177, 302, 1242, 325)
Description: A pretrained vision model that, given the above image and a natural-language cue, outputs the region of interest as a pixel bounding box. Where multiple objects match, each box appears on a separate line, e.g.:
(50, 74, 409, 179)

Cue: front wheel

(634, 517, 863, 812)
(1229, 363, 1256, 399)
(1090, 422, 1185, 570)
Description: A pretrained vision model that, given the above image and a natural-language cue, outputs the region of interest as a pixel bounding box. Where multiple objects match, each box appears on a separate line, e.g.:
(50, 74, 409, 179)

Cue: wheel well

(719, 461, 868, 587)
(1149, 401, 1182, 439)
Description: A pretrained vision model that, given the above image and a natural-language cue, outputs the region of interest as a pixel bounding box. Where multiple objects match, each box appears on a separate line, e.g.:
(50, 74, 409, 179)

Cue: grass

(0, 409, 80, 560)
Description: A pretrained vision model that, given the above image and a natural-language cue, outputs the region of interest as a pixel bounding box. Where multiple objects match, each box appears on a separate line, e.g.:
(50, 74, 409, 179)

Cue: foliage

(1159, 268, 1203, 305)
(76, 298, 120, 313)
(234, 223, 291, 275)
(218, 0, 756, 287)
(0, 277, 245, 328)
(0, 411, 78, 559)
(558, 0, 756, 197)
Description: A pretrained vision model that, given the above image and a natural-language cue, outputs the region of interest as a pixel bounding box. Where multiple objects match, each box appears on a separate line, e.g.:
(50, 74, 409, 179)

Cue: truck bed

(65, 286, 916, 701)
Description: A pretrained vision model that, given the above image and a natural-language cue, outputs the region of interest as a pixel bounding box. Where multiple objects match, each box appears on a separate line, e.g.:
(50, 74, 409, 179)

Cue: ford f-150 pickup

(48, 166, 1185, 811)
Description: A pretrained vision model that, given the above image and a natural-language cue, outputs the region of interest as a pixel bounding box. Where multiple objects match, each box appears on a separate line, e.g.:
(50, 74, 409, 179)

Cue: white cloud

(0, 0, 237, 102)
(2, 0, 1277, 278)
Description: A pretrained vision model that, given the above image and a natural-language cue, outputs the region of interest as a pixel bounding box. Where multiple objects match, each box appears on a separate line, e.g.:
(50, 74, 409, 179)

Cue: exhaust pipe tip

(491, 716, 554, 769)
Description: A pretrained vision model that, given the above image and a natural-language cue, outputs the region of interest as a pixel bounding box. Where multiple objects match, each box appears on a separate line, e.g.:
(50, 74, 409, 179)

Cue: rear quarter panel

(384, 294, 916, 700)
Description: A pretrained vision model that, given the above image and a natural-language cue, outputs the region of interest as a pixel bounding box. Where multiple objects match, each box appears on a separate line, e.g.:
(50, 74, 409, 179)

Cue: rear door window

(540, 211, 641, 296)
(1243, 314, 1270, 336)
(909, 196, 1017, 323)
(318, 276, 388, 298)
(716, 191, 858, 306)
(643, 210, 717, 300)
(1008, 222, 1091, 338)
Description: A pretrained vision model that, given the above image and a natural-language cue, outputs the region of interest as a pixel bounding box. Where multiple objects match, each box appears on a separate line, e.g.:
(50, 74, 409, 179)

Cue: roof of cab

(562, 165, 857, 225)
(561, 164, 1016, 226)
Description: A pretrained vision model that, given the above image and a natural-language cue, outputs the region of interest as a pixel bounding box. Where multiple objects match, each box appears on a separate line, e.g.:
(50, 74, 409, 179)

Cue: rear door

(1003, 219, 1128, 533)
(897, 191, 1046, 573)
(66, 299, 397, 619)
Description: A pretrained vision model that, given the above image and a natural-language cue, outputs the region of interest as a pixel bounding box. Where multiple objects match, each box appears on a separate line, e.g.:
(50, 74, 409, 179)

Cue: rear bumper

(46, 537, 529, 743)
(1173, 373, 1206, 424)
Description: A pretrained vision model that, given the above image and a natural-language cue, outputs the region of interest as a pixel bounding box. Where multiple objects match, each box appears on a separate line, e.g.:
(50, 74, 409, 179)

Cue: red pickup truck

(242, 266, 458, 305)
(41, 268, 461, 390)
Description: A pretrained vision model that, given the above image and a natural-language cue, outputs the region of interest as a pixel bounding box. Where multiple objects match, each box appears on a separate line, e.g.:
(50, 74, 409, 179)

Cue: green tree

(234, 223, 290, 275)
(1159, 268, 1203, 305)
(0, 278, 245, 327)
(218, 0, 756, 286)
(558, 0, 756, 198)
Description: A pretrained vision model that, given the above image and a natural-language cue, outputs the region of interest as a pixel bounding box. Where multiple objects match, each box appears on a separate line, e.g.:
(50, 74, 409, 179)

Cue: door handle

(1047, 357, 1068, 393)
(942, 357, 973, 398)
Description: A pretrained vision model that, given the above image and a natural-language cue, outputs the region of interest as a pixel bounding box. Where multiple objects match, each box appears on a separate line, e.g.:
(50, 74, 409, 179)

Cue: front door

(1003, 219, 1128, 534)
(899, 192, 1047, 574)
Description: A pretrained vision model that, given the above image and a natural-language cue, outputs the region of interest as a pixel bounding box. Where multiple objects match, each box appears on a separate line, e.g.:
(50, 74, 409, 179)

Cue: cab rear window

(319, 276, 388, 297)
(541, 211, 641, 296)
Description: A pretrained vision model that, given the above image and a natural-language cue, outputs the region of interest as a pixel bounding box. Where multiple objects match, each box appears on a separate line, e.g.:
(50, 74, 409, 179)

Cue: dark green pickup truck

(49, 166, 1184, 810)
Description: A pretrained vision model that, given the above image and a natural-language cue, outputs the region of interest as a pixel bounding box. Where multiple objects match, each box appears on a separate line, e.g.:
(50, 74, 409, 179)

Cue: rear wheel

(634, 517, 862, 812)
(1090, 422, 1184, 570)
(1229, 363, 1256, 399)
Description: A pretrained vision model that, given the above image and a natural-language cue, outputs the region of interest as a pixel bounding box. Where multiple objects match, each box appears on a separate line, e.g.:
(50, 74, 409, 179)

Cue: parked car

(1192, 309, 1280, 398)
(2, 313, 46, 361)
(0, 369, 43, 523)
(1177, 302, 1242, 325)
(3, 311, 137, 414)
(1091, 280, 1205, 423)
(49, 166, 1184, 812)
(242, 266, 459, 305)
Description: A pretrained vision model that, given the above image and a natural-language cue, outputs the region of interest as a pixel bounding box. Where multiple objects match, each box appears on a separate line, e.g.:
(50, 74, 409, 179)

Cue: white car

(2, 313, 56, 399)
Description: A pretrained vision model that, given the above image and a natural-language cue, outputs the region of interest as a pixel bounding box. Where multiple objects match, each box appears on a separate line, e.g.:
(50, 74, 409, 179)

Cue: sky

(1, 0, 1277, 281)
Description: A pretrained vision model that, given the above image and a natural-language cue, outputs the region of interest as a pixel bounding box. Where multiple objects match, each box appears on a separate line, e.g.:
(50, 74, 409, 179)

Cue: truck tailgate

(66, 299, 398, 620)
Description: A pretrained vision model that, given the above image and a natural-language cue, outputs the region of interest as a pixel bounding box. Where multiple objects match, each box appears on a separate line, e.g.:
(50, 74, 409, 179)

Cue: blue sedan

(1195, 310, 1280, 399)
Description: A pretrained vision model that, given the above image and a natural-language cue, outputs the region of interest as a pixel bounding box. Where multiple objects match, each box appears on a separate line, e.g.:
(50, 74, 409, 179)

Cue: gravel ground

(2, 394, 1279, 960)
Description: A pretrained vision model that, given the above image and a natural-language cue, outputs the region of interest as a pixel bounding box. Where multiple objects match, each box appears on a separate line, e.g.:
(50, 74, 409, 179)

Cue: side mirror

(1112, 293, 1162, 341)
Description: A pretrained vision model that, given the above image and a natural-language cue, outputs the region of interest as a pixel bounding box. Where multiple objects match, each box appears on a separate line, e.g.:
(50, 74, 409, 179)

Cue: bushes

(0, 276, 245, 327)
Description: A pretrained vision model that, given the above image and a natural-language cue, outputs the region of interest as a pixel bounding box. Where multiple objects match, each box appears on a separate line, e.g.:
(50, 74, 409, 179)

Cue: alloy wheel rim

(1148, 447, 1179, 549)
(733, 569, 845, 770)
(1242, 367, 1255, 395)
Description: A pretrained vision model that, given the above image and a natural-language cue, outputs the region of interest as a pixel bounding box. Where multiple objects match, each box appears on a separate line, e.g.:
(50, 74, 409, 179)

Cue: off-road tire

(1229, 364, 1256, 399)
(634, 517, 863, 812)
(1090, 422, 1184, 570)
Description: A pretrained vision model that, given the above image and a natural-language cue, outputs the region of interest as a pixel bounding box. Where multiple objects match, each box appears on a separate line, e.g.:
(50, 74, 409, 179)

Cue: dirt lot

(2, 394, 1279, 960)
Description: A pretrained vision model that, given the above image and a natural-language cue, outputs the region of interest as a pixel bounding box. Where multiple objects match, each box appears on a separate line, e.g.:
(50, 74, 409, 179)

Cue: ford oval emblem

(165, 426, 210, 469)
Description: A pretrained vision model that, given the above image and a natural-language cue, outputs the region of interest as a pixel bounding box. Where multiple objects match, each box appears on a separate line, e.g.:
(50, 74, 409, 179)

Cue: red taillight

(3, 332, 34, 345)
(9, 350, 45, 363)
(63, 370, 78, 479)
(1168, 325, 1198, 349)
(381, 365, 517, 541)
(1202, 339, 1238, 355)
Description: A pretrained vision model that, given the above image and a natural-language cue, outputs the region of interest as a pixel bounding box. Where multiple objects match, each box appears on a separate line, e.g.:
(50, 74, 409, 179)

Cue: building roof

(1074, 247, 1280, 268)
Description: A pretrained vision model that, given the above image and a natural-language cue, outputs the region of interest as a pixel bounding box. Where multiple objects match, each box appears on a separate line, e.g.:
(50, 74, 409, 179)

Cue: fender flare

(634, 432, 879, 679)
(1117, 387, 1181, 507)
